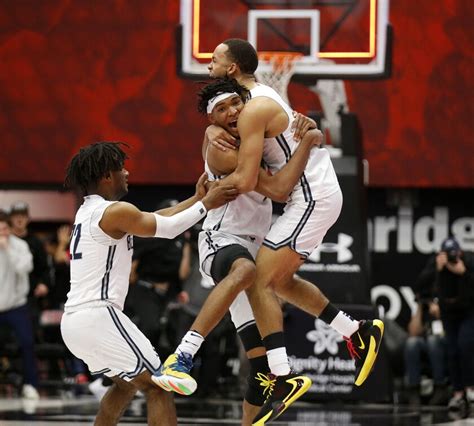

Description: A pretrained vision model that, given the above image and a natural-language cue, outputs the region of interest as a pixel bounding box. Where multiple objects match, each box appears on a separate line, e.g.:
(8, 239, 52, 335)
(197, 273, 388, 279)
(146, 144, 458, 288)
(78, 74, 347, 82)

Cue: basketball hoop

(256, 52, 303, 105)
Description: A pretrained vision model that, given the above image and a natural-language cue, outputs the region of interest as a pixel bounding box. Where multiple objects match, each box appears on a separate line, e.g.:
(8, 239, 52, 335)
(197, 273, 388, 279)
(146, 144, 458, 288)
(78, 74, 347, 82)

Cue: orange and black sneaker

(345, 319, 384, 386)
(252, 372, 312, 426)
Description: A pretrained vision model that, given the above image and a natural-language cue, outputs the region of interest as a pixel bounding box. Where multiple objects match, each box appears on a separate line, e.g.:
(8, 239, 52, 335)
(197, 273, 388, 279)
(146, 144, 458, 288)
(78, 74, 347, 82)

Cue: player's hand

(301, 127, 324, 147)
(195, 172, 209, 200)
(445, 258, 466, 275)
(57, 224, 71, 246)
(201, 182, 238, 210)
(436, 252, 448, 271)
(292, 112, 317, 142)
(206, 125, 238, 151)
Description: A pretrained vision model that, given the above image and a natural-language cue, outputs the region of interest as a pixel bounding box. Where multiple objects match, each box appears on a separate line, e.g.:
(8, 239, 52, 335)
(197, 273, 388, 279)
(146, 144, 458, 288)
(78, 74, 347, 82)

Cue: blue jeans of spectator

(442, 312, 474, 391)
(404, 334, 446, 386)
(0, 304, 39, 387)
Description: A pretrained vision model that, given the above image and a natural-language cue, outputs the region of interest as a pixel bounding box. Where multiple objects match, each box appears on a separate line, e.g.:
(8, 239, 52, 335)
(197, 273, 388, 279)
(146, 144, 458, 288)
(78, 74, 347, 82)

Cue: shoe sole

(252, 376, 312, 426)
(355, 319, 384, 386)
(151, 374, 197, 396)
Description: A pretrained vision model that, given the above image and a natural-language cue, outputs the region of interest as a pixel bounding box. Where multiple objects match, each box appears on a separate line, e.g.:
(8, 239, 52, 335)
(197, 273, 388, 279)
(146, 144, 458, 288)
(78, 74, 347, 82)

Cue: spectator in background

(404, 298, 448, 406)
(415, 237, 474, 416)
(0, 210, 39, 399)
(43, 225, 72, 309)
(43, 225, 89, 385)
(9, 202, 50, 303)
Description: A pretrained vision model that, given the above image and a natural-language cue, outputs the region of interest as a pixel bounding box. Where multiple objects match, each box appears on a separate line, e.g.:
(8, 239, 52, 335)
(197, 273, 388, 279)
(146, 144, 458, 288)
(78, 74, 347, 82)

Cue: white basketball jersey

(249, 84, 340, 202)
(203, 157, 272, 245)
(65, 195, 133, 312)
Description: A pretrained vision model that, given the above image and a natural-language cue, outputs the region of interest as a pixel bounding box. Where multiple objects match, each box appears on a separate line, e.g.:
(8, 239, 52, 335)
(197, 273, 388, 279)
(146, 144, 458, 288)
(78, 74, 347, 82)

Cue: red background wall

(0, 0, 472, 187)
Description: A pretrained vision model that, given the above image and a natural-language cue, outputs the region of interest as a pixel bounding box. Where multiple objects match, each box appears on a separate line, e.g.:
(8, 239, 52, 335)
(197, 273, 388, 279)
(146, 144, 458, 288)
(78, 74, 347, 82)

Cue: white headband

(206, 92, 239, 114)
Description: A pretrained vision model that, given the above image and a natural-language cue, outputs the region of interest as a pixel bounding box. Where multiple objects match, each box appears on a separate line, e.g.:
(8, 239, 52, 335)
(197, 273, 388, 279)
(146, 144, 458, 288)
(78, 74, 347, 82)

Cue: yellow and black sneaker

(345, 319, 384, 386)
(252, 372, 312, 426)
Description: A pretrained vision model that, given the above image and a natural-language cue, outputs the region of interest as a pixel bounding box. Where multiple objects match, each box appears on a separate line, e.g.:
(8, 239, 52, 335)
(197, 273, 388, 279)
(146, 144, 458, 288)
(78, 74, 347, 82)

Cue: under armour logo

(309, 233, 353, 263)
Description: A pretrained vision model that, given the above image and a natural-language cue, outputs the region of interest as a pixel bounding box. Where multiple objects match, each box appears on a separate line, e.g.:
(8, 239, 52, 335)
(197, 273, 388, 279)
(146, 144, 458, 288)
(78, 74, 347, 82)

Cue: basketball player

(206, 39, 384, 425)
(153, 79, 323, 425)
(60, 142, 238, 426)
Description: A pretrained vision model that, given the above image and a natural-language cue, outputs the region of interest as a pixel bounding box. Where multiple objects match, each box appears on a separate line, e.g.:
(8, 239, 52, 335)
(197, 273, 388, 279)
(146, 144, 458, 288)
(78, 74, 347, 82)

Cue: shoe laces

(171, 352, 193, 372)
(255, 372, 275, 398)
(344, 336, 361, 360)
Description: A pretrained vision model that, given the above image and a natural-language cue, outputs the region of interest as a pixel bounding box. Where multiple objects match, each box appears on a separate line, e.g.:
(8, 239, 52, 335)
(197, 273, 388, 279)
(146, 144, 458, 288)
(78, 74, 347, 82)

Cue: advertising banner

(285, 304, 391, 401)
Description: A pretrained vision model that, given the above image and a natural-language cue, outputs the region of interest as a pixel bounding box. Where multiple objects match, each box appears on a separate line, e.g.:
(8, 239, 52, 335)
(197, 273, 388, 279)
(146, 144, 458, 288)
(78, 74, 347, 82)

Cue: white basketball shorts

(61, 305, 160, 381)
(198, 230, 258, 331)
(263, 188, 343, 258)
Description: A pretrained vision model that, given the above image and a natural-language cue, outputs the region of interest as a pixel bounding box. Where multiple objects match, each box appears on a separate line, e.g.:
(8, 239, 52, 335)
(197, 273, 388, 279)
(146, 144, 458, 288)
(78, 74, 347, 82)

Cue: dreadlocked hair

(197, 78, 248, 115)
(64, 142, 129, 194)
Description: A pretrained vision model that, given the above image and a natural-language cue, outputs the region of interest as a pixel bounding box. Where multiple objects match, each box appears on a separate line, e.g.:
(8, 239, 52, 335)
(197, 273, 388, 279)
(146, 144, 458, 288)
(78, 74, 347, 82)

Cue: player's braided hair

(64, 142, 129, 194)
(197, 78, 248, 115)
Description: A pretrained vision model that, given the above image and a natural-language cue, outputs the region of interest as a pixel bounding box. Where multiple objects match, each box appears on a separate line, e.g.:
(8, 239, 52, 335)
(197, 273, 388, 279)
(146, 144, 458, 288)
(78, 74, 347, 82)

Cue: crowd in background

(0, 200, 473, 416)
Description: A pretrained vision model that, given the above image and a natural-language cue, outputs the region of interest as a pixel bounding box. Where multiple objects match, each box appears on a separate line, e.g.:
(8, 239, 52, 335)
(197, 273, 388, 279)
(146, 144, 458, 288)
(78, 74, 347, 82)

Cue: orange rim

(258, 51, 303, 71)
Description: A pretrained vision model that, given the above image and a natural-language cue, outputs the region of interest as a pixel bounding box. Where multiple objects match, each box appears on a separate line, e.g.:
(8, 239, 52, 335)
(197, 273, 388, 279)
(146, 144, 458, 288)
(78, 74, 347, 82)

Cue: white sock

(330, 311, 359, 338)
(267, 347, 291, 376)
(176, 330, 204, 358)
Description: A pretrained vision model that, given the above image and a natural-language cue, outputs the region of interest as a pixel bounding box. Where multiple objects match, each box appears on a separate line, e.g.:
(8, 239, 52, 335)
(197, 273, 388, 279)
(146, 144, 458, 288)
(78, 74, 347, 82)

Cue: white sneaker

(88, 378, 109, 401)
(21, 384, 40, 400)
(22, 398, 39, 414)
(467, 388, 474, 403)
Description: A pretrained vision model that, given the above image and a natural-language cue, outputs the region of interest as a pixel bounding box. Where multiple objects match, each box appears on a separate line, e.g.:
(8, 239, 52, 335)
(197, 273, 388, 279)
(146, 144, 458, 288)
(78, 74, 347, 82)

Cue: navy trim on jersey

(101, 246, 116, 300)
(212, 203, 229, 231)
(300, 172, 313, 202)
(107, 306, 157, 375)
(200, 231, 219, 279)
(276, 133, 313, 202)
(91, 367, 111, 376)
(263, 201, 316, 256)
(275, 134, 291, 161)
(205, 231, 218, 252)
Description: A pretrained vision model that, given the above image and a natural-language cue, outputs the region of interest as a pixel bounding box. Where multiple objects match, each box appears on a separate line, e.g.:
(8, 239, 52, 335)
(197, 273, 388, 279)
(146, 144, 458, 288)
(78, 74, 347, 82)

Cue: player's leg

(276, 272, 384, 387)
(246, 246, 312, 425)
(153, 244, 256, 395)
(191, 255, 256, 337)
(131, 370, 177, 426)
(259, 192, 382, 386)
(241, 348, 268, 426)
(95, 376, 137, 426)
(250, 192, 383, 424)
(61, 306, 171, 423)
(229, 292, 270, 426)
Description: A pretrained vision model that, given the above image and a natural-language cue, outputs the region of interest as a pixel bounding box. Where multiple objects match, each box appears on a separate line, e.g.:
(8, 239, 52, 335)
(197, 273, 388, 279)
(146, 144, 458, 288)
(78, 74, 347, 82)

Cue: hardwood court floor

(0, 394, 473, 426)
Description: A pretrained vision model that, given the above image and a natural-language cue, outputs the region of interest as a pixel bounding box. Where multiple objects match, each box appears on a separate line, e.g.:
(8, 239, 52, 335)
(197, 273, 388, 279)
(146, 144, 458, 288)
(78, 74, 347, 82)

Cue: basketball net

(256, 52, 303, 105)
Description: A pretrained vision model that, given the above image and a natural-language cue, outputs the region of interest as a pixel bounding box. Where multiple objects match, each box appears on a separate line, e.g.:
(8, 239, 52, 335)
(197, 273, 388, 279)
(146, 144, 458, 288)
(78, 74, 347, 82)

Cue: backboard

(178, 0, 391, 81)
